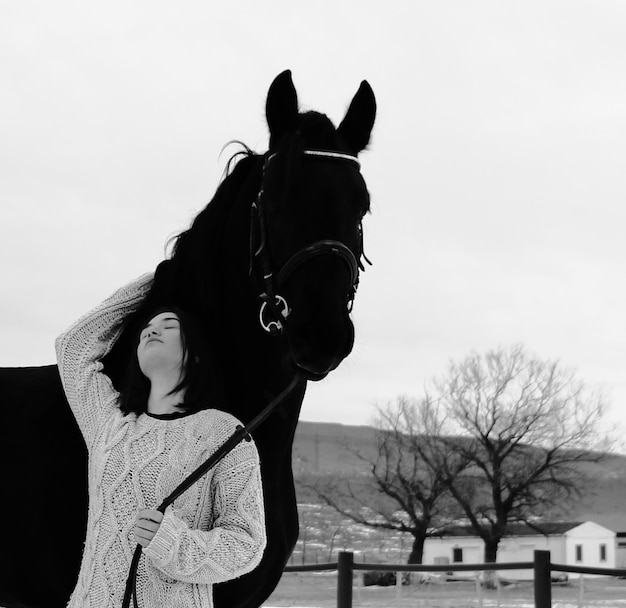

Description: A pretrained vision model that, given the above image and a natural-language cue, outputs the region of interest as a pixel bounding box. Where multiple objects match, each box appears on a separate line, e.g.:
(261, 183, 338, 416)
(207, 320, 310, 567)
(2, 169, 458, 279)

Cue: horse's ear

(266, 70, 299, 148)
(337, 80, 376, 154)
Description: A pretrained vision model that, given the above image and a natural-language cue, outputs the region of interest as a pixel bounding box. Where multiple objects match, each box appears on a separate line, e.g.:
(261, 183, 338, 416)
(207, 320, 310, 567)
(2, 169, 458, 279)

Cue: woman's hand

(134, 509, 164, 548)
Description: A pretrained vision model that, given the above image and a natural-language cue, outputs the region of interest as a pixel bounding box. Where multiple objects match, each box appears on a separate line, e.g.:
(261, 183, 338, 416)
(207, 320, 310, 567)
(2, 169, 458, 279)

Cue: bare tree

(421, 344, 611, 566)
(304, 345, 610, 571)
(305, 397, 466, 564)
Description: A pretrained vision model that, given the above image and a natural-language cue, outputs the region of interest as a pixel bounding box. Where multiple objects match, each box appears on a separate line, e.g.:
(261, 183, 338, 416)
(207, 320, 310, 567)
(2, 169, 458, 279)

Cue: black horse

(0, 70, 375, 608)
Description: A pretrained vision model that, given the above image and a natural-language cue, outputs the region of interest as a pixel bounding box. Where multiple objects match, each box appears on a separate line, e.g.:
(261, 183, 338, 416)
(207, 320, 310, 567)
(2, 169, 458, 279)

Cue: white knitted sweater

(55, 274, 266, 608)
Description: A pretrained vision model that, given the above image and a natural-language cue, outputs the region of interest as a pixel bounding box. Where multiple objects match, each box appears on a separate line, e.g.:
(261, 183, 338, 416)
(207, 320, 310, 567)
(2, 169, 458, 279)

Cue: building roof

(434, 522, 584, 538)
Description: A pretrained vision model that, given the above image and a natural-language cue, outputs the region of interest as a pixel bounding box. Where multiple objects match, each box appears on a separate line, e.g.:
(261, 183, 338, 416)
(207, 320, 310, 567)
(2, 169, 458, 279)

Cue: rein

(250, 149, 370, 336)
(121, 373, 304, 608)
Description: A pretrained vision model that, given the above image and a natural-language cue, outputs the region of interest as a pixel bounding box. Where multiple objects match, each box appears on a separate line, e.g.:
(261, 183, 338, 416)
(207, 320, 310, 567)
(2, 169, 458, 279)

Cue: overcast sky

(2, 1, 625, 434)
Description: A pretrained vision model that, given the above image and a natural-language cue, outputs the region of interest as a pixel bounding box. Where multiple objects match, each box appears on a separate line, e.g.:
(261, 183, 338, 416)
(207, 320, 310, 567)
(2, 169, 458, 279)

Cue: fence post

(337, 551, 354, 608)
(578, 573, 584, 608)
(475, 572, 483, 608)
(534, 550, 552, 608)
(396, 568, 401, 602)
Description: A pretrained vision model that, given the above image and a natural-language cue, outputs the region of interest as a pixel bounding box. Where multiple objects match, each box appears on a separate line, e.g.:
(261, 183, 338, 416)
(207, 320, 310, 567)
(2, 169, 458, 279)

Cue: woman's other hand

(134, 509, 164, 548)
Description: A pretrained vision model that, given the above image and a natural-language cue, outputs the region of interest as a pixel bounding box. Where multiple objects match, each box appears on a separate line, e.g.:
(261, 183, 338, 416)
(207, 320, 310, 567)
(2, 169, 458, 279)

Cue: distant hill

(292, 420, 626, 533)
(292, 420, 378, 475)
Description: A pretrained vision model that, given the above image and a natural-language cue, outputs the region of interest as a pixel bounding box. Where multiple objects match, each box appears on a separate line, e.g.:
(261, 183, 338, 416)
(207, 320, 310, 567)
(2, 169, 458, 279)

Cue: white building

(423, 521, 615, 580)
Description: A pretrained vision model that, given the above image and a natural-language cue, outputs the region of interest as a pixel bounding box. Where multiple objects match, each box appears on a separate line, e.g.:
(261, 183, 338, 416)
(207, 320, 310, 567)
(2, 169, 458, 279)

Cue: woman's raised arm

(55, 273, 153, 447)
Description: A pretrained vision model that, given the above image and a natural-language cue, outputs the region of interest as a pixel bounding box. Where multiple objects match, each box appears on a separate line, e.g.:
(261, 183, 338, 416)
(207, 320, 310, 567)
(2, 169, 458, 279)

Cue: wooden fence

(283, 550, 626, 608)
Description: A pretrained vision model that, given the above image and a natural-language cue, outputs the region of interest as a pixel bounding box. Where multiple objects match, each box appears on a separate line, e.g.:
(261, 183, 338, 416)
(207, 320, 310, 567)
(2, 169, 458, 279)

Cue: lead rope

(121, 372, 304, 608)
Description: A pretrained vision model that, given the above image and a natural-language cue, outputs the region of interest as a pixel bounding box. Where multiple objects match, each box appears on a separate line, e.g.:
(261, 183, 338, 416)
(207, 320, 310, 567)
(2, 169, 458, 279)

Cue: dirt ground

(263, 571, 626, 607)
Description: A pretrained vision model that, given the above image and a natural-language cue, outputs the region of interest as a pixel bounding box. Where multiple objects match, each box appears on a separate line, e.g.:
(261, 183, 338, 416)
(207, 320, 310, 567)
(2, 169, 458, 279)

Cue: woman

(55, 272, 266, 608)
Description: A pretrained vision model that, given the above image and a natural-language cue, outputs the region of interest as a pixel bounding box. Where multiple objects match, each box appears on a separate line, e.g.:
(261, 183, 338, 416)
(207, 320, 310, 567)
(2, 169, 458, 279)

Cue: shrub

(362, 571, 410, 586)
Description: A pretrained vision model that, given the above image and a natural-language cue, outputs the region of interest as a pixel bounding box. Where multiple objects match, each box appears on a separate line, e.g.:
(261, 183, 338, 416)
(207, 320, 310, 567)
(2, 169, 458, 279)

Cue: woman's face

(136, 312, 186, 379)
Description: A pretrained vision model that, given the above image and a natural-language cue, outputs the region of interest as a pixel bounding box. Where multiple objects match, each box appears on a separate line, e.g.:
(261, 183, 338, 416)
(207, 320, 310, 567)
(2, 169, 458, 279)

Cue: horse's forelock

(294, 111, 338, 148)
(266, 111, 341, 201)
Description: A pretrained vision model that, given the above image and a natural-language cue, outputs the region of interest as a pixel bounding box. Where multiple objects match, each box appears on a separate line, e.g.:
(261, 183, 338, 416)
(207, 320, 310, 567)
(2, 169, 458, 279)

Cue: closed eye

(140, 317, 180, 339)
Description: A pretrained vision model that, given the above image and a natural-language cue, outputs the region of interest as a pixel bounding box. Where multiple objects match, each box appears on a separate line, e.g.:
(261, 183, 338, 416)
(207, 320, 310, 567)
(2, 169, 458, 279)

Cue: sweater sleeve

(55, 273, 154, 447)
(144, 438, 267, 584)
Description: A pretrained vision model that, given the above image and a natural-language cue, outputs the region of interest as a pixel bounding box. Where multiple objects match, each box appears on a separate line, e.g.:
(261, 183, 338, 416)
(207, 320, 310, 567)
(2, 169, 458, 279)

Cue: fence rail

(283, 550, 626, 608)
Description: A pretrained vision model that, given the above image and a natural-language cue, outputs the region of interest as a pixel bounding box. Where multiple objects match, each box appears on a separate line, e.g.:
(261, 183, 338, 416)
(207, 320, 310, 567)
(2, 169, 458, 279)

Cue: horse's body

(0, 71, 375, 608)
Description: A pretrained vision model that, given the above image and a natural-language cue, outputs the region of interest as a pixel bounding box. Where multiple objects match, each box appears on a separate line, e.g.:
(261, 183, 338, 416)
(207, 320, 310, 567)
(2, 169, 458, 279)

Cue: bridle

(250, 149, 370, 336)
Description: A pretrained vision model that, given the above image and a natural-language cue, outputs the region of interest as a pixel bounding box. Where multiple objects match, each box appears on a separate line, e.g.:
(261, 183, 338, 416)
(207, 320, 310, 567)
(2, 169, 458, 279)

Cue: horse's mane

(171, 146, 257, 253)
(165, 146, 263, 311)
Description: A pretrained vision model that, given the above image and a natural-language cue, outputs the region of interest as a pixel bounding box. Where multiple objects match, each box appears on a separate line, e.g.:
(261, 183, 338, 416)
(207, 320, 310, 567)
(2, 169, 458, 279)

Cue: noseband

(250, 149, 370, 336)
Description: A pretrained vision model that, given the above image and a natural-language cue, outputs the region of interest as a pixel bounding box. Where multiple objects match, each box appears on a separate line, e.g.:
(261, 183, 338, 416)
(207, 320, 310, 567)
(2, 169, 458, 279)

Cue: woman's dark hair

(119, 305, 220, 416)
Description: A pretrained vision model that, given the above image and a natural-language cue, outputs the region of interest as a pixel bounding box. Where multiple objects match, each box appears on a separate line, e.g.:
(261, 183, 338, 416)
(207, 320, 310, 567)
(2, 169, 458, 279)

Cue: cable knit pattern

(55, 274, 267, 608)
